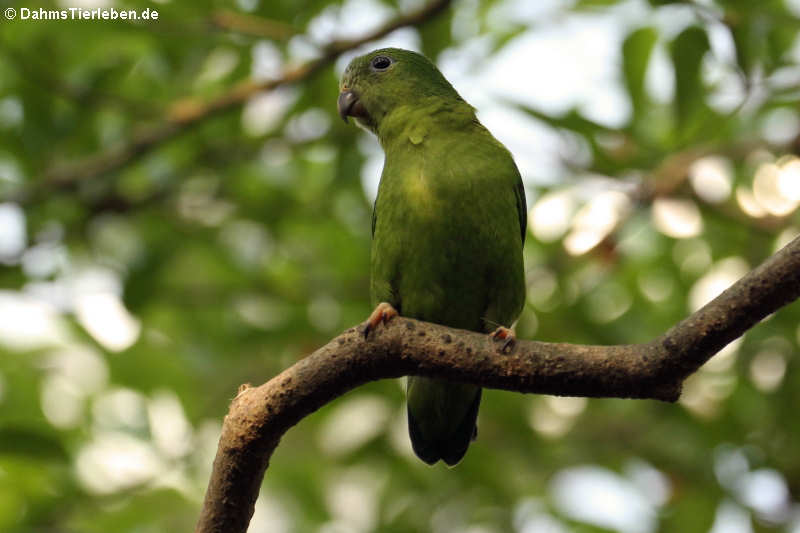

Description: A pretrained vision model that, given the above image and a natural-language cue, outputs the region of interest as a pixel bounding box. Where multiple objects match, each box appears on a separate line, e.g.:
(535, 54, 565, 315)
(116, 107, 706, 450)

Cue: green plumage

(339, 48, 526, 465)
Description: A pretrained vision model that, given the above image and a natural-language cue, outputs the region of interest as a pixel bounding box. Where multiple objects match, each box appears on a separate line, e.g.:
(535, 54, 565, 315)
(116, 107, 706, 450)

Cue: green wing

(372, 169, 526, 243)
(371, 194, 378, 237)
(515, 177, 527, 244)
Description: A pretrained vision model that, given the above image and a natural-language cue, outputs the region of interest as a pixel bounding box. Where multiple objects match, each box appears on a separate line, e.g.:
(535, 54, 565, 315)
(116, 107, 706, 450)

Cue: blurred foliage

(1, 0, 800, 532)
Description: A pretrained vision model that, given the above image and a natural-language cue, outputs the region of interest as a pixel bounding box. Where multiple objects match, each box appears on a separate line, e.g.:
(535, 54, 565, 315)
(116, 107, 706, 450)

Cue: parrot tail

(406, 377, 481, 466)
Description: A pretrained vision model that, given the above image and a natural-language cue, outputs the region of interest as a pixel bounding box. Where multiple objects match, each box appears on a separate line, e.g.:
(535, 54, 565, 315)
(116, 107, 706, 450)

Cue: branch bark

(196, 235, 800, 533)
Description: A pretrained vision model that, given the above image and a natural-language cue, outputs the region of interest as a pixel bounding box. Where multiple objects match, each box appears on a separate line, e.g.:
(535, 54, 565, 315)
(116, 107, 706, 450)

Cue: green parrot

(338, 48, 526, 466)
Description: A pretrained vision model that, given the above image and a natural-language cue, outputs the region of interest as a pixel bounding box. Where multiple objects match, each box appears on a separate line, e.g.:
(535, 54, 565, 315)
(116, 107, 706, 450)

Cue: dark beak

(337, 90, 360, 123)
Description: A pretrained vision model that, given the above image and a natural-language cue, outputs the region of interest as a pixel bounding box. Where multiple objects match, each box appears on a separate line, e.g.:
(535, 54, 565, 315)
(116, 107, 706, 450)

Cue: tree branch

(28, 0, 452, 198)
(209, 10, 298, 40)
(196, 235, 800, 533)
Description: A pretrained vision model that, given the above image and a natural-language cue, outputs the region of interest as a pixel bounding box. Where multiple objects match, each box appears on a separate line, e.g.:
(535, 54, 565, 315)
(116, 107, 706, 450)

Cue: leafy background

(1, 0, 800, 531)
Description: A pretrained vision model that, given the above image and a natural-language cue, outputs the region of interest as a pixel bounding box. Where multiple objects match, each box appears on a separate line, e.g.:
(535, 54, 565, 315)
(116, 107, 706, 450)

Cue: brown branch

(210, 10, 298, 40)
(30, 0, 452, 197)
(196, 235, 800, 533)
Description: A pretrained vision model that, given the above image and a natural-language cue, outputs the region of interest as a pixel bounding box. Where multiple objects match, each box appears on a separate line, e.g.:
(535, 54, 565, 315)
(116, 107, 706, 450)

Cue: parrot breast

(369, 118, 525, 466)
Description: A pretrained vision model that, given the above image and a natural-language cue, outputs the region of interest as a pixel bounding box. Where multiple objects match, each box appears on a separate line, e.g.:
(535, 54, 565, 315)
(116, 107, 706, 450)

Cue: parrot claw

(362, 302, 398, 338)
(490, 326, 516, 353)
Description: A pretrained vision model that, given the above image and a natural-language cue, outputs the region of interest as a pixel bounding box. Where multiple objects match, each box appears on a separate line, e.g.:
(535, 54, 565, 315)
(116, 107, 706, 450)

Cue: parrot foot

(362, 302, 398, 338)
(490, 326, 516, 353)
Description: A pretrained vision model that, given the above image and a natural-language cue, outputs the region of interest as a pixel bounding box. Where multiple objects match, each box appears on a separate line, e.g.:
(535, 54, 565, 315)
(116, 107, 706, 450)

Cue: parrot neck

(376, 97, 475, 150)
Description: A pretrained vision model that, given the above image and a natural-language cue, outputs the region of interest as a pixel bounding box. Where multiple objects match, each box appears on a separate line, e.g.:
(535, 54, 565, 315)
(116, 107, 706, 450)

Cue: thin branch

(578, 139, 795, 261)
(196, 235, 800, 533)
(210, 10, 298, 40)
(29, 0, 452, 198)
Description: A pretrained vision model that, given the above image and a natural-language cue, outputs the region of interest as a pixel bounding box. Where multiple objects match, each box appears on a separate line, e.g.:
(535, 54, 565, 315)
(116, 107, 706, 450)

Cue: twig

(33, 0, 452, 196)
(195, 235, 800, 533)
(210, 10, 298, 40)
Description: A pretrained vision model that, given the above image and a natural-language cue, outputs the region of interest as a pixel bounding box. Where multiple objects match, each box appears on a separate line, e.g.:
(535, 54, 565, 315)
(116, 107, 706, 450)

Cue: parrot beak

(338, 89, 363, 123)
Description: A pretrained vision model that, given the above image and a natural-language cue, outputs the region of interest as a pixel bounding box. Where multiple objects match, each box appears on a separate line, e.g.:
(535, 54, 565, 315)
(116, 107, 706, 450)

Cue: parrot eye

(370, 55, 393, 71)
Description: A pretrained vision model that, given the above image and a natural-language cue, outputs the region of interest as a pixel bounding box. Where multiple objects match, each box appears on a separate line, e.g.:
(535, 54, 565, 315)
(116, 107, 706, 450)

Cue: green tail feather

(406, 377, 481, 466)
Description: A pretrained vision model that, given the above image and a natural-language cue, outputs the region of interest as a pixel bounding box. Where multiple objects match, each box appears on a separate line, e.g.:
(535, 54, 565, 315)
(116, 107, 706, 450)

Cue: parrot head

(338, 48, 465, 134)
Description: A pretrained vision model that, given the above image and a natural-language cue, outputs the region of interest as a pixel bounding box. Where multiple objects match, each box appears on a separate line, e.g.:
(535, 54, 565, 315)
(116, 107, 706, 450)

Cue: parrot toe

(362, 302, 399, 338)
(490, 326, 516, 353)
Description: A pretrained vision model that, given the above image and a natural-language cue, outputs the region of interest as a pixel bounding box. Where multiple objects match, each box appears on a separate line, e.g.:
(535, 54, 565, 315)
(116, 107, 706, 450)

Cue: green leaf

(0, 428, 68, 460)
(508, 102, 616, 135)
(729, 14, 766, 77)
(573, 0, 624, 8)
(670, 25, 710, 139)
(622, 26, 658, 122)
